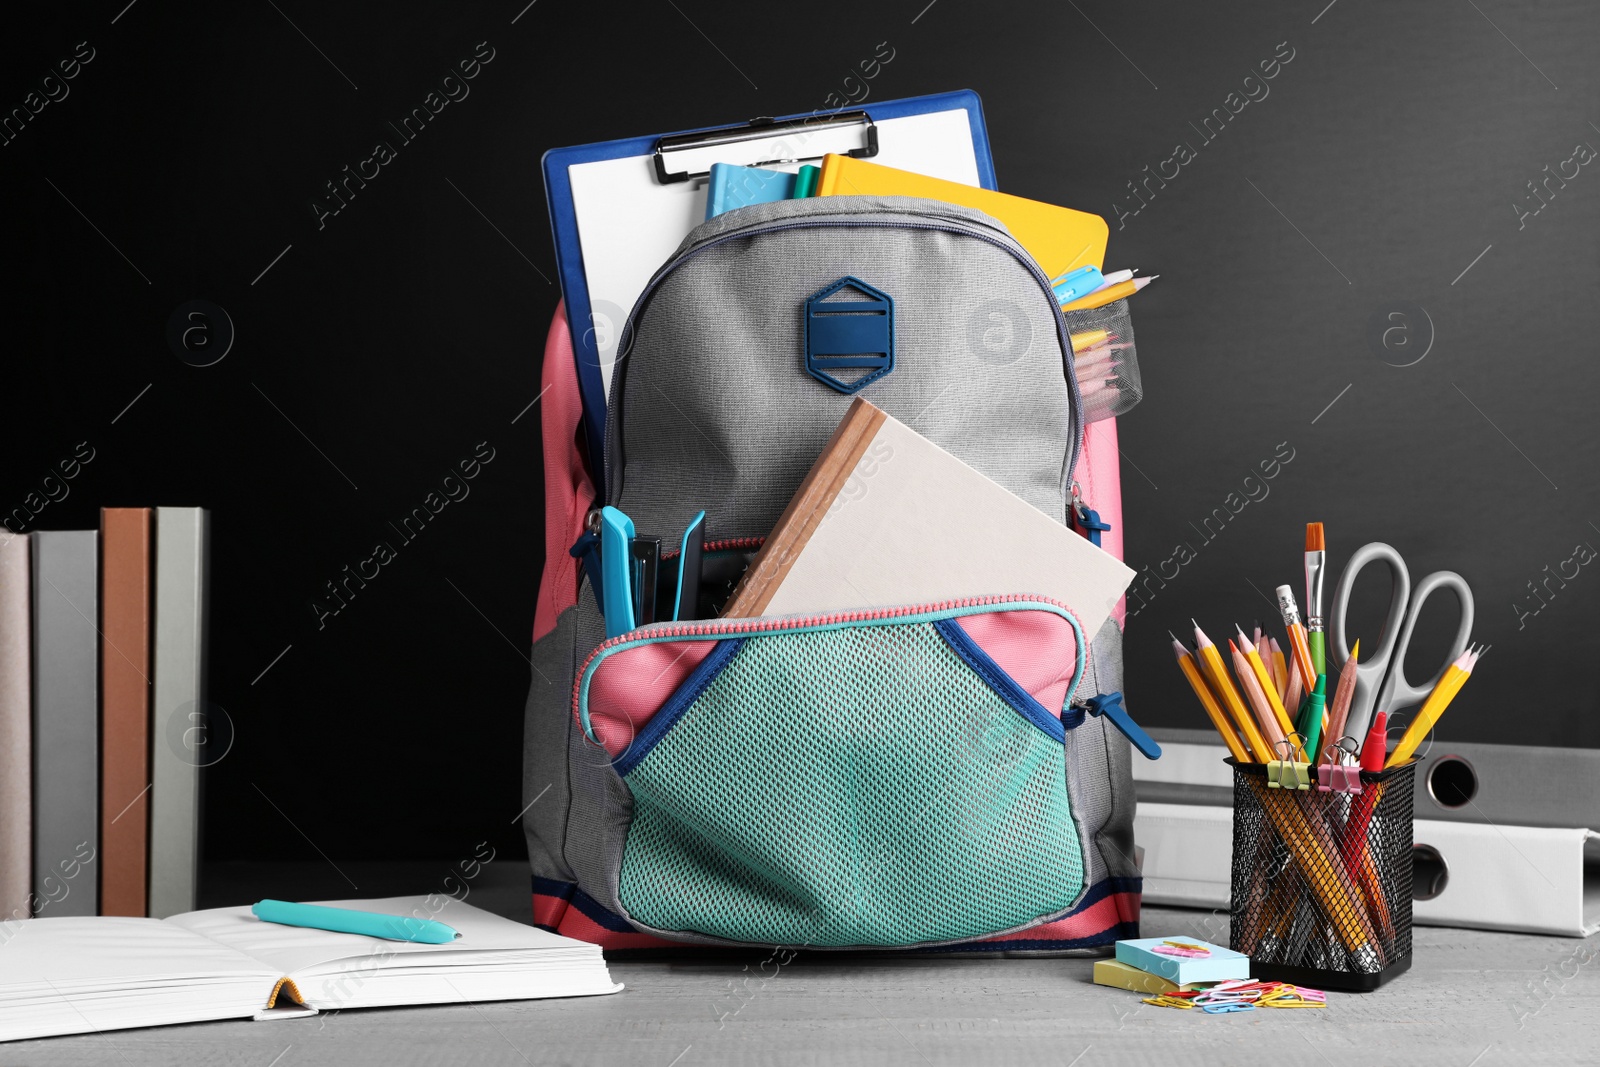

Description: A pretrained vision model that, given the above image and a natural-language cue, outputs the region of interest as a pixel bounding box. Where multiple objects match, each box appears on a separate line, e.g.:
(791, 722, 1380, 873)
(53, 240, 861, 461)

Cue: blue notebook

(1114, 938, 1250, 985)
(705, 164, 797, 220)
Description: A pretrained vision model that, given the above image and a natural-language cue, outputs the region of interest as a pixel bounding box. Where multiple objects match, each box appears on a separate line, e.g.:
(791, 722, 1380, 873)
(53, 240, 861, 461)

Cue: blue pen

(1051, 265, 1105, 304)
(252, 900, 461, 944)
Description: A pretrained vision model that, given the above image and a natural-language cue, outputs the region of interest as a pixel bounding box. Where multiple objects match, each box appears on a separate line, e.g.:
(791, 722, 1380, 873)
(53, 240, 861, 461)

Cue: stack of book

(0, 507, 210, 924)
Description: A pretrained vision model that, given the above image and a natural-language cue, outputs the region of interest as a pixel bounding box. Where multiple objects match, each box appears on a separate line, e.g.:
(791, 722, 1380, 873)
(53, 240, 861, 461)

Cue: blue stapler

(599, 506, 636, 637)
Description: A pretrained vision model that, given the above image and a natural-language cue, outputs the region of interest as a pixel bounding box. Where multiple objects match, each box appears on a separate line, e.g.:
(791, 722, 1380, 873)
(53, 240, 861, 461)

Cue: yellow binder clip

(1267, 738, 1311, 790)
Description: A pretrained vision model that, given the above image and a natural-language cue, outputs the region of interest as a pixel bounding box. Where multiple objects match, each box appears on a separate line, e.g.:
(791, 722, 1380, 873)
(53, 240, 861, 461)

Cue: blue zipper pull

(1070, 483, 1111, 547)
(569, 527, 605, 614)
(1084, 692, 1162, 760)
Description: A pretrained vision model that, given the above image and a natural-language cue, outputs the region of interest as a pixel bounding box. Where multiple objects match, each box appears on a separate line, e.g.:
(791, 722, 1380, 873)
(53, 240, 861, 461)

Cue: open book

(0, 895, 621, 1042)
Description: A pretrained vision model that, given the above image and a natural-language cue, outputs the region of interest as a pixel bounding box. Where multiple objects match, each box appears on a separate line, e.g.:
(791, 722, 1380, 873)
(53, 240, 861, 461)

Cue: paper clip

(1154, 940, 1211, 958)
(1316, 738, 1364, 794)
(1267, 738, 1311, 790)
(1200, 1001, 1256, 1014)
(1141, 995, 1194, 1010)
(1258, 983, 1327, 1008)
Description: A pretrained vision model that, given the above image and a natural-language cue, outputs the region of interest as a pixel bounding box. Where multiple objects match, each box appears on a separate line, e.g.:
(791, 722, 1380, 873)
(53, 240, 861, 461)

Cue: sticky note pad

(1093, 959, 1189, 995)
(1115, 938, 1249, 986)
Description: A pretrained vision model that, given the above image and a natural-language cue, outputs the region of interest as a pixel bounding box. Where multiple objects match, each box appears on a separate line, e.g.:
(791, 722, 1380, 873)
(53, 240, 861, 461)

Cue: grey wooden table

(7, 865, 1596, 1066)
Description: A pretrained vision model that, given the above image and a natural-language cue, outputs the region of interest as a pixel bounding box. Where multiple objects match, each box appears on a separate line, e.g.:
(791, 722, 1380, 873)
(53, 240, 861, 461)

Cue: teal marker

(252, 900, 461, 944)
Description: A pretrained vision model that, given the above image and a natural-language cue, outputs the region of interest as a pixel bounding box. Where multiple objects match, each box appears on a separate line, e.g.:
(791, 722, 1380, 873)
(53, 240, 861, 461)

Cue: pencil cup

(1228, 758, 1415, 992)
(1062, 298, 1142, 422)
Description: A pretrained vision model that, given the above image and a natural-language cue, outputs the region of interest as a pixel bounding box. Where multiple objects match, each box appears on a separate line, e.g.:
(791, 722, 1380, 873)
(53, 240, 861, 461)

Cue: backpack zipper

(602, 212, 1086, 514)
(574, 592, 1090, 739)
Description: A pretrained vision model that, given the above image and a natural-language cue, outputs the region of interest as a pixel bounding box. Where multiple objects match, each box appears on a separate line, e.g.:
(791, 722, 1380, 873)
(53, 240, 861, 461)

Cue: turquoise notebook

(705, 163, 797, 220)
(1114, 938, 1250, 985)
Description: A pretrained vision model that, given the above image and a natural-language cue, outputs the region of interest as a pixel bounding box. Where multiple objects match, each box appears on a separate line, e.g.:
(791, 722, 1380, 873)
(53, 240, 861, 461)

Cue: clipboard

(542, 90, 998, 490)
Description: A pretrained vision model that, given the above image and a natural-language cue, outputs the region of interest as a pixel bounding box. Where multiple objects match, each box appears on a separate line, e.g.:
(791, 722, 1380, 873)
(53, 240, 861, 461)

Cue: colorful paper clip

(1139, 980, 1329, 1013)
(1153, 940, 1211, 958)
(1141, 995, 1195, 1009)
(1267, 738, 1311, 790)
(1316, 739, 1364, 794)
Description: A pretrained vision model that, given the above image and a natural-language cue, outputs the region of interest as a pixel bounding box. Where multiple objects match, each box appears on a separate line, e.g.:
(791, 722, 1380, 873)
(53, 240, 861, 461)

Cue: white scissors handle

(1331, 542, 1475, 744)
(1330, 543, 1409, 744)
(1377, 569, 1475, 713)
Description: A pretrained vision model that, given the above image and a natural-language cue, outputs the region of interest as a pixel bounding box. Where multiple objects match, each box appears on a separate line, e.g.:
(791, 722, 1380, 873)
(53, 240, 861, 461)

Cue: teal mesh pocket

(616, 619, 1085, 947)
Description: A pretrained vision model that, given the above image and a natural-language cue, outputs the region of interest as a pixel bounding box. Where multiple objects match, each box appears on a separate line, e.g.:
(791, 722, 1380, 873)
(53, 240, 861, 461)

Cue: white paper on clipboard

(567, 108, 984, 396)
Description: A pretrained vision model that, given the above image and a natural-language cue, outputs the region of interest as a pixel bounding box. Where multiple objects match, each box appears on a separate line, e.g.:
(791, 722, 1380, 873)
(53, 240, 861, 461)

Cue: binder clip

(1267, 738, 1311, 790)
(1316, 738, 1364, 794)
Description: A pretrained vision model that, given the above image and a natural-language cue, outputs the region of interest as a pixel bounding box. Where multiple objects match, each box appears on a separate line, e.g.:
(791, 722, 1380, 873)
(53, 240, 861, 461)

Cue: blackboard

(5, 0, 1596, 866)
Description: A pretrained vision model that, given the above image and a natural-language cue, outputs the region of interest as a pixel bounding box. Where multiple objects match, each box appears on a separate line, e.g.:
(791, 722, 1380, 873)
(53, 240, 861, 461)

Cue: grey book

(31, 530, 99, 917)
(149, 508, 209, 919)
(0, 533, 31, 920)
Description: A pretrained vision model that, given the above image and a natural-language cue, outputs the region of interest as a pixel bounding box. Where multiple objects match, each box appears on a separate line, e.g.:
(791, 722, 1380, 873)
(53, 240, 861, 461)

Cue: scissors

(1329, 542, 1474, 750)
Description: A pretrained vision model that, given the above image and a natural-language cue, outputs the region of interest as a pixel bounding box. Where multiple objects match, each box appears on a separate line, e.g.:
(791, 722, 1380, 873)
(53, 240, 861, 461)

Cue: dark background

(4, 0, 1596, 867)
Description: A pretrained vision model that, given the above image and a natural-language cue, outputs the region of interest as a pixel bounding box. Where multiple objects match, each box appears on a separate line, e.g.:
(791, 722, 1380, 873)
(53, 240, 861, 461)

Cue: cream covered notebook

(723, 399, 1135, 637)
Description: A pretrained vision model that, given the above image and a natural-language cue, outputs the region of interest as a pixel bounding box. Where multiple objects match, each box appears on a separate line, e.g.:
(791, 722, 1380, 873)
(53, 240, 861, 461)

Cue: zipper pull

(1080, 692, 1161, 760)
(570, 526, 605, 614)
(1069, 483, 1111, 547)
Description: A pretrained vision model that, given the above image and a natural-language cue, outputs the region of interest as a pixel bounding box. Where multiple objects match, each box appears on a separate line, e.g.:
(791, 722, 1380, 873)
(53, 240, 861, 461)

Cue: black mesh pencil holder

(1228, 759, 1415, 992)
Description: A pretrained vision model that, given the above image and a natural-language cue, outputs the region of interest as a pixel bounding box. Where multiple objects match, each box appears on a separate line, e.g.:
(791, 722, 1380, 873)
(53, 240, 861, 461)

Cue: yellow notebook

(817, 154, 1108, 276)
(1092, 958, 1196, 996)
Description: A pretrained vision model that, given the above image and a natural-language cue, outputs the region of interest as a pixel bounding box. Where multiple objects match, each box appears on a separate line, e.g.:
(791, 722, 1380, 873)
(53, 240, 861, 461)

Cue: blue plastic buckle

(804, 276, 894, 394)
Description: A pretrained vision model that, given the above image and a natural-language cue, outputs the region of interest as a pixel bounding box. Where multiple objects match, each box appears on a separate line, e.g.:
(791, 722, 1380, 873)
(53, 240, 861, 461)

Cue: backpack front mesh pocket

(589, 605, 1089, 947)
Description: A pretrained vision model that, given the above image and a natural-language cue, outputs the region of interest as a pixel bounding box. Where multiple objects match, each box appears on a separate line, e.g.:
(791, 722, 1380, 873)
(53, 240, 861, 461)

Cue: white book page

(569, 107, 982, 395)
(0, 917, 278, 1042)
(167, 896, 616, 1004)
(168, 895, 601, 979)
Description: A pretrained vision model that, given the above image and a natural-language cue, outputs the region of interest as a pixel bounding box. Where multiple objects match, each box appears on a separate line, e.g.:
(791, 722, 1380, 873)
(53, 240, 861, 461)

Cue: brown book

(100, 508, 152, 917)
(722, 399, 889, 618)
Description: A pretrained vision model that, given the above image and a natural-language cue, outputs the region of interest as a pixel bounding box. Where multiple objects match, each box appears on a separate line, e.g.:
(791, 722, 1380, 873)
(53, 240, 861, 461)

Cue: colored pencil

(1171, 634, 1249, 763)
(1234, 625, 1301, 759)
(1231, 639, 1287, 756)
(1387, 645, 1485, 767)
(1324, 639, 1361, 764)
(1193, 622, 1272, 762)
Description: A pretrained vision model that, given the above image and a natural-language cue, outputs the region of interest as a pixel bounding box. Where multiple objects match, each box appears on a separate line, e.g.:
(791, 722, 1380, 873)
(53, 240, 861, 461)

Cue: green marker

(1300, 674, 1327, 766)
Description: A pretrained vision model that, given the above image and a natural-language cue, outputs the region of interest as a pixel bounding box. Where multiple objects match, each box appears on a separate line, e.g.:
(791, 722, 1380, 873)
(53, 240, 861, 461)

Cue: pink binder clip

(1316, 740, 1363, 794)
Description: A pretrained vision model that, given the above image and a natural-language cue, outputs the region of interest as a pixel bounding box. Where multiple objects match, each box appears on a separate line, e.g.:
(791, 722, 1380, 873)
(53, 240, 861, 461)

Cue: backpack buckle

(804, 276, 895, 394)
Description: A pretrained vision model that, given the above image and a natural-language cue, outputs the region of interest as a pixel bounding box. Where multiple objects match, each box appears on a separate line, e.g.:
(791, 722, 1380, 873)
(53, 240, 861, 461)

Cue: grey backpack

(525, 194, 1142, 952)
